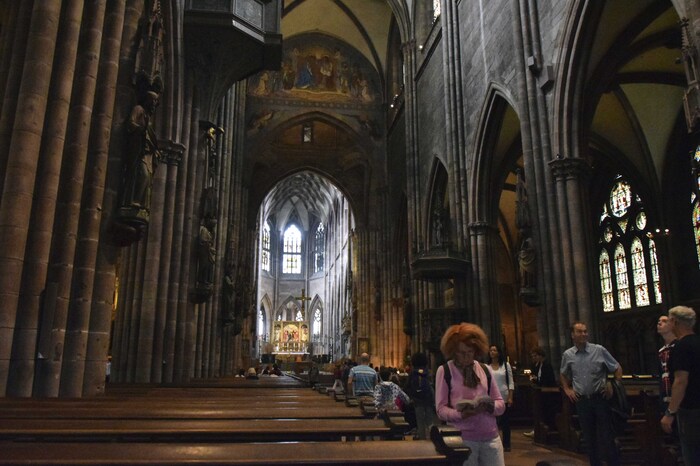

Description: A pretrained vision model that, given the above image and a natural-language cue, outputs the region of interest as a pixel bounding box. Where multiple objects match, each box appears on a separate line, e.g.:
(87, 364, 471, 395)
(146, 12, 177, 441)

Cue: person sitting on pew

(245, 367, 259, 379)
(374, 367, 410, 412)
(271, 364, 282, 376)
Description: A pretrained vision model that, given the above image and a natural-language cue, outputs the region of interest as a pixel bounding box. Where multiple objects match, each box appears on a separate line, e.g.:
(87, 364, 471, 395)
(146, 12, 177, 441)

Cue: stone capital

(159, 140, 186, 166)
(549, 157, 591, 181)
(468, 221, 495, 235)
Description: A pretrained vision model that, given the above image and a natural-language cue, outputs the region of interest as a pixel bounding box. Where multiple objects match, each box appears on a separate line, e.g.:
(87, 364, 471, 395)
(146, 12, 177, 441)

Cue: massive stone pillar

(0, 0, 81, 397)
(549, 158, 594, 330)
(8, 0, 85, 397)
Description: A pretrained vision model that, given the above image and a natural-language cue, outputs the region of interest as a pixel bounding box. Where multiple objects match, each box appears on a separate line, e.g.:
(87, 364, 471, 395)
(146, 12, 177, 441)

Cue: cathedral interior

(0, 0, 699, 398)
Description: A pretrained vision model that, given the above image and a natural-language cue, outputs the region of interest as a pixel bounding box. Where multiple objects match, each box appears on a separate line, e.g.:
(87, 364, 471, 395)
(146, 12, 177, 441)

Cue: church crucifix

(295, 288, 312, 320)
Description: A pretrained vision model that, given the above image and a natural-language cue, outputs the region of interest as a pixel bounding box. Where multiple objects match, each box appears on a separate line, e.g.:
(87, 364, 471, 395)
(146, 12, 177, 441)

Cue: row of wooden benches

(0, 377, 470, 465)
(530, 381, 680, 466)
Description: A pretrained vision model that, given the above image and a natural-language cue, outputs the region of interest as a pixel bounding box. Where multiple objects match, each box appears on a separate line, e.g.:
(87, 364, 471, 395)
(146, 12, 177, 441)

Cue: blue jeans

(575, 395, 619, 466)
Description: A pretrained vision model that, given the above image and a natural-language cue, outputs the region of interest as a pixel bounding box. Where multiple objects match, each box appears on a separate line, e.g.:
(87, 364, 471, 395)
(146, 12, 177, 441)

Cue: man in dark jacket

(405, 352, 437, 439)
(523, 347, 557, 438)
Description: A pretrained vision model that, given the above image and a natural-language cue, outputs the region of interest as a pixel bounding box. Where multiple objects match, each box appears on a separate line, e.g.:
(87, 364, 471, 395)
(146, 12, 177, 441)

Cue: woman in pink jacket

(435, 323, 505, 466)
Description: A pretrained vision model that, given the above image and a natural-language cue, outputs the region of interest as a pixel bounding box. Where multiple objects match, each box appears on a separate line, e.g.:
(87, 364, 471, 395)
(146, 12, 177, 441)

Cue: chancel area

(0, 0, 700, 464)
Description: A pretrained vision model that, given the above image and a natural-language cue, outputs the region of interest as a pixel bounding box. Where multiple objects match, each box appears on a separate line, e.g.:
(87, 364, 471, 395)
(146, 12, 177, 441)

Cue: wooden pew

(532, 386, 561, 445)
(629, 390, 681, 466)
(0, 403, 367, 420)
(0, 439, 469, 465)
(0, 417, 403, 442)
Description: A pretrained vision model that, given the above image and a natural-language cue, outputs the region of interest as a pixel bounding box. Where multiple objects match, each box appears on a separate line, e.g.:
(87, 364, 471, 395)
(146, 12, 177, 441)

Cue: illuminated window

(313, 308, 321, 338)
(598, 175, 661, 311)
(433, 0, 441, 22)
(282, 224, 302, 274)
(694, 201, 700, 268)
(631, 238, 649, 307)
(258, 308, 265, 338)
(599, 250, 614, 312)
(261, 222, 270, 272)
(314, 222, 325, 273)
(694, 146, 700, 268)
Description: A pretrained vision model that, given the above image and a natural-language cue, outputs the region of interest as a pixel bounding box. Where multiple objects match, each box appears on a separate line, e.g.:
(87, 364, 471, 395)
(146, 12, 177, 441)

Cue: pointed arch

(424, 157, 449, 249)
(469, 84, 521, 223)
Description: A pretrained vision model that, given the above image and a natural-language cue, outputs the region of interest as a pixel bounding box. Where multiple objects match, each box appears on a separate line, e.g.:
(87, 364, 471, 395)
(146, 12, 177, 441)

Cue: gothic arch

(424, 157, 449, 249)
(248, 111, 370, 228)
(469, 85, 521, 224)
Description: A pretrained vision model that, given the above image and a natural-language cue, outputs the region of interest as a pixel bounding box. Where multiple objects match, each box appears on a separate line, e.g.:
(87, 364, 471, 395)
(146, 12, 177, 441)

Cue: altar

(272, 320, 310, 356)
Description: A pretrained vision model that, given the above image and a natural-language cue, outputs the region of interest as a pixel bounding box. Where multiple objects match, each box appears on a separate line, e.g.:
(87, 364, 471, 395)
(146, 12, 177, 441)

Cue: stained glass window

(433, 0, 441, 22)
(258, 308, 265, 338)
(282, 224, 302, 274)
(610, 180, 632, 218)
(598, 175, 661, 311)
(314, 222, 325, 273)
(313, 308, 321, 337)
(694, 201, 700, 269)
(599, 250, 614, 312)
(631, 237, 649, 306)
(649, 238, 662, 303)
(614, 244, 631, 309)
(261, 222, 270, 272)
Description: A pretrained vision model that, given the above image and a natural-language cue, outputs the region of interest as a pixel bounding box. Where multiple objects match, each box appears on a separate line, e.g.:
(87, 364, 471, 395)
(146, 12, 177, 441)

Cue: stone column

(549, 157, 594, 330)
(468, 221, 500, 341)
(0, 0, 64, 395)
(0, 1, 33, 198)
(440, 0, 467, 251)
(174, 79, 201, 382)
(66, 0, 126, 397)
(8, 0, 85, 397)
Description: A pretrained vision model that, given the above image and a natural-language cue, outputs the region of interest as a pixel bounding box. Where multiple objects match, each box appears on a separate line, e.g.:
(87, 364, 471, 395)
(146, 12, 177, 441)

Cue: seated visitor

(374, 367, 410, 412)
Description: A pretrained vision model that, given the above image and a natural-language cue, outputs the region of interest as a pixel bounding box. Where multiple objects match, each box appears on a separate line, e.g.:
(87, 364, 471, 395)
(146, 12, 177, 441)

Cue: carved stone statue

(122, 89, 160, 212)
(518, 236, 537, 289)
(196, 220, 216, 287)
(222, 270, 236, 324)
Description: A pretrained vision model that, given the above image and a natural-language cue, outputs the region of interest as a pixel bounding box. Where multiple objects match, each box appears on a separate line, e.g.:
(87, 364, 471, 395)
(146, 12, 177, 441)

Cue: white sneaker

(523, 430, 534, 438)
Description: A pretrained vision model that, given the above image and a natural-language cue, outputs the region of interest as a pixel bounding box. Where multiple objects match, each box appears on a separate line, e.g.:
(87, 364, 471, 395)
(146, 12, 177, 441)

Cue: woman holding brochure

(435, 323, 505, 466)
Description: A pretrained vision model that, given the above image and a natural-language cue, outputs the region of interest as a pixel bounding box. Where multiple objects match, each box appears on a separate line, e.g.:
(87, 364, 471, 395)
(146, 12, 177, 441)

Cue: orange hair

(440, 322, 489, 359)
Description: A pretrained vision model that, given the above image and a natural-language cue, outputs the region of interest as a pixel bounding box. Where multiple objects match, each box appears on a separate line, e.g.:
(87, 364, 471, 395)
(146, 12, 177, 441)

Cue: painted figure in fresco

(296, 60, 314, 89)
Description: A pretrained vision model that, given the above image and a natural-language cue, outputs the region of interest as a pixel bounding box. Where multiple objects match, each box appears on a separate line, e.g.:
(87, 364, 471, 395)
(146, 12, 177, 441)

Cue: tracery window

(261, 222, 270, 272)
(258, 308, 265, 338)
(313, 308, 321, 339)
(433, 0, 441, 22)
(598, 176, 662, 311)
(314, 222, 325, 273)
(283, 224, 302, 274)
(693, 146, 700, 268)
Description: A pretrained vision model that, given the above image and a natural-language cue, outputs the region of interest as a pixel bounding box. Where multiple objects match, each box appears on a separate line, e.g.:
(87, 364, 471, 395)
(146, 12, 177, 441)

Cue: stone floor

(503, 427, 589, 466)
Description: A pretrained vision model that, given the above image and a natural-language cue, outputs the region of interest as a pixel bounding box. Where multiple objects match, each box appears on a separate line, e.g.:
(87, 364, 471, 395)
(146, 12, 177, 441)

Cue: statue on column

(194, 218, 217, 302)
(222, 267, 236, 325)
(515, 168, 538, 304)
(114, 72, 164, 245)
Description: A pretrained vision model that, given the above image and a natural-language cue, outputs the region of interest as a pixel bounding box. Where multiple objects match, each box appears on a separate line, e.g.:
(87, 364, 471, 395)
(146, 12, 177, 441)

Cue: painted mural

(248, 33, 380, 105)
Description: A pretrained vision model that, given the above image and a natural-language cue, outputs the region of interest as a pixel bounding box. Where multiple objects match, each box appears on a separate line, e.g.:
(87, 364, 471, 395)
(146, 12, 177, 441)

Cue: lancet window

(314, 222, 325, 273)
(693, 146, 700, 268)
(261, 222, 271, 272)
(283, 224, 302, 274)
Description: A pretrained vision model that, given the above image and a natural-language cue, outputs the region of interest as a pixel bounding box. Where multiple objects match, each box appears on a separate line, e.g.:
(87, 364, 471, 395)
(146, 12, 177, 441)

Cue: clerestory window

(283, 224, 302, 274)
